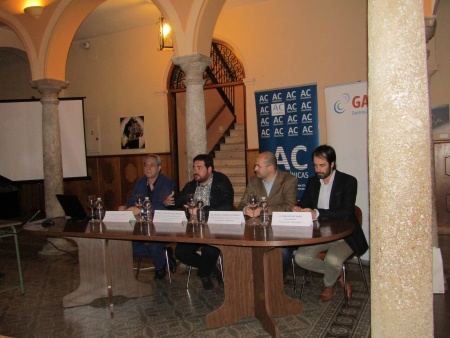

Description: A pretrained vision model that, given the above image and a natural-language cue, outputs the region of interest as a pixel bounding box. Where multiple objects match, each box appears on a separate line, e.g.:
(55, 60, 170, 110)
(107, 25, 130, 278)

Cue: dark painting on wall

(120, 116, 145, 149)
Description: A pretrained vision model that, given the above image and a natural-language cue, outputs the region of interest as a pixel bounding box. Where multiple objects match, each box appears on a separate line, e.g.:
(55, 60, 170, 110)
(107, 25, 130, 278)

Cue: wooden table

(24, 218, 354, 338)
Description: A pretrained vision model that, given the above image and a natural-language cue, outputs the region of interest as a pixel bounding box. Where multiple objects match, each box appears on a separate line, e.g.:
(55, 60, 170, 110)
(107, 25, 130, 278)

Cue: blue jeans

(132, 241, 167, 271)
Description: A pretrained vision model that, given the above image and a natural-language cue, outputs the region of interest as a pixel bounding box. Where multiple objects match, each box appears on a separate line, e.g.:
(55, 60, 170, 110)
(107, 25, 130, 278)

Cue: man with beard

(164, 154, 234, 290)
(237, 151, 298, 217)
(290, 144, 368, 302)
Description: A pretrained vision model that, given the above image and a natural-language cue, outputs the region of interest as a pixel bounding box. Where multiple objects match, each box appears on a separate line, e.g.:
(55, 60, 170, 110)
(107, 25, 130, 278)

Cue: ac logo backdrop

(255, 84, 319, 199)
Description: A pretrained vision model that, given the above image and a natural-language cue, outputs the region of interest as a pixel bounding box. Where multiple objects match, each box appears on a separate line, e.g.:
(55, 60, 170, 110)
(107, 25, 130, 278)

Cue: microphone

(26, 210, 41, 224)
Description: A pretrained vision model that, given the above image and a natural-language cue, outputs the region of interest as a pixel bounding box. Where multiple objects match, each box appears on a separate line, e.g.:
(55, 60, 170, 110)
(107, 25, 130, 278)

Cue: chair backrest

(355, 205, 363, 226)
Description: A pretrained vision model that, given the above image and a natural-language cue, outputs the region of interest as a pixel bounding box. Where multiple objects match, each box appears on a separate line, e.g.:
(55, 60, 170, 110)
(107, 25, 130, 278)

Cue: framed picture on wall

(120, 116, 145, 149)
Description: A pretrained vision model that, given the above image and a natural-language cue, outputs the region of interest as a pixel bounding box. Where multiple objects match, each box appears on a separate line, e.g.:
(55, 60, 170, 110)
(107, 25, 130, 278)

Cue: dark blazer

(298, 170, 369, 256)
(174, 171, 234, 215)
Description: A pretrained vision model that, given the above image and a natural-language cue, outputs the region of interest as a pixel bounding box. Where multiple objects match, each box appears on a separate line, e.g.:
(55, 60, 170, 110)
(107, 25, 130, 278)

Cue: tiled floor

(0, 229, 449, 337)
(1, 232, 371, 337)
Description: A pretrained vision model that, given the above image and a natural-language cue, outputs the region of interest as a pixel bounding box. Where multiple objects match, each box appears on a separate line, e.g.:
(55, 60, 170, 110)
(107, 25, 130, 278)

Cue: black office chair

(293, 206, 369, 305)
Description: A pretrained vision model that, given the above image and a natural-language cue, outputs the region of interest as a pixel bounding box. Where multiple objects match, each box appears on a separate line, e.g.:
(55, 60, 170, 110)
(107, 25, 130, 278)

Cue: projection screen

(0, 98, 87, 181)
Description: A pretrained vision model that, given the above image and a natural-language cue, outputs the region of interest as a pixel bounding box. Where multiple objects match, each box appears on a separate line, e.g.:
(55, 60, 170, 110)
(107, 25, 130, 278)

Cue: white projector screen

(0, 98, 87, 181)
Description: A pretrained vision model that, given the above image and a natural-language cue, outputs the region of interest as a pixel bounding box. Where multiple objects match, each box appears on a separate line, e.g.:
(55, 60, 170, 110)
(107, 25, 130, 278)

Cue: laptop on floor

(56, 194, 88, 222)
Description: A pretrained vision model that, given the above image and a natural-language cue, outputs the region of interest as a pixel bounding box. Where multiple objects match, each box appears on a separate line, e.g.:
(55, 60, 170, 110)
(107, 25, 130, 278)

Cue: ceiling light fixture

(158, 17, 173, 51)
(24, 6, 44, 19)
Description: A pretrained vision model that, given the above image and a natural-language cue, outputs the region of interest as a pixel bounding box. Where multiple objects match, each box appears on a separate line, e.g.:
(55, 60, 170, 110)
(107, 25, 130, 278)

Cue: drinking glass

(87, 195, 97, 221)
(247, 194, 259, 225)
(186, 193, 196, 224)
(134, 194, 145, 220)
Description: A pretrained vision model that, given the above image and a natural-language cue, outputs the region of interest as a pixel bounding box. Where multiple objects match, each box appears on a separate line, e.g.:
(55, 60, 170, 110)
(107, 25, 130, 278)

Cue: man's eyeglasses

(253, 164, 270, 169)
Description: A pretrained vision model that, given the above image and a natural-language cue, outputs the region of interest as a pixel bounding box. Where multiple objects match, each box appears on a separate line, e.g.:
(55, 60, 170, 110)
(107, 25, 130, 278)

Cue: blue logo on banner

(255, 84, 320, 199)
(334, 93, 351, 114)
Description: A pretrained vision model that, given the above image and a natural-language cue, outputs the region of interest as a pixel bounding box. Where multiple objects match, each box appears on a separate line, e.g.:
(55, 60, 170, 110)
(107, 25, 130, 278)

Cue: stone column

(31, 79, 75, 254)
(368, 1, 433, 337)
(30, 78, 68, 217)
(425, 15, 439, 248)
(172, 53, 212, 178)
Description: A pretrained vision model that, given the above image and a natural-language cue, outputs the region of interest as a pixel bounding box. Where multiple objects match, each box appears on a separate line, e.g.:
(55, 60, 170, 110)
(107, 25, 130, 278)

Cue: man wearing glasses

(164, 154, 234, 290)
(238, 151, 298, 217)
(118, 153, 176, 280)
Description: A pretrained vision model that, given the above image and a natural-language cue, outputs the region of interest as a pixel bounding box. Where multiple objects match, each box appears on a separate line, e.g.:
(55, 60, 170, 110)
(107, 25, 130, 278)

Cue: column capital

(172, 53, 212, 85)
(30, 78, 69, 99)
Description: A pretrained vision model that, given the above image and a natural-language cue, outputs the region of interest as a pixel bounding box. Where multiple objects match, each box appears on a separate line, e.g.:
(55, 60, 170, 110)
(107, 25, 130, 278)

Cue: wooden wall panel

(97, 157, 122, 210)
(120, 156, 144, 207)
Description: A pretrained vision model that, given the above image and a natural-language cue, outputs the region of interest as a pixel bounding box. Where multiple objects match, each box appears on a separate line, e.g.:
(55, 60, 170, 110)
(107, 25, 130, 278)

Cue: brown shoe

(338, 274, 352, 299)
(319, 286, 334, 302)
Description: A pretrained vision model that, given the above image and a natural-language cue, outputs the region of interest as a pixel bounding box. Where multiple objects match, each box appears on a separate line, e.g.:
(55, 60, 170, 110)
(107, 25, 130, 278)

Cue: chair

(135, 245, 173, 283)
(0, 220, 25, 294)
(293, 206, 369, 304)
(186, 251, 224, 289)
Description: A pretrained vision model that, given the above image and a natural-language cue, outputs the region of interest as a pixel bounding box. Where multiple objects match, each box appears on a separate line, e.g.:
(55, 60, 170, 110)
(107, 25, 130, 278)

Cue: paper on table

(271, 225, 313, 239)
(103, 211, 135, 230)
(153, 210, 187, 223)
(271, 212, 313, 227)
(208, 223, 245, 235)
(207, 211, 245, 225)
(153, 222, 186, 233)
(103, 211, 135, 222)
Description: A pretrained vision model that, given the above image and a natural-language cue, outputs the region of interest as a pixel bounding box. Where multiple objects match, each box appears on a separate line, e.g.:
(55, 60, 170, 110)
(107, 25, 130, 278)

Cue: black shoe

(167, 248, 177, 273)
(0, 272, 4, 280)
(212, 266, 223, 285)
(154, 268, 167, 280)
(200, 276, 214, 290)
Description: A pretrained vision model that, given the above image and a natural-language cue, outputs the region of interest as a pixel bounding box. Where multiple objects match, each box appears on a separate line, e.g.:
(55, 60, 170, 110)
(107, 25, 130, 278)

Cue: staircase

(213, 124, 247, 208)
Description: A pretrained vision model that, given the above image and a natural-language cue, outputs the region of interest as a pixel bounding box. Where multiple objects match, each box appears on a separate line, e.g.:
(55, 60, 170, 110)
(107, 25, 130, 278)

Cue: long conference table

(24, 217, 354, 338)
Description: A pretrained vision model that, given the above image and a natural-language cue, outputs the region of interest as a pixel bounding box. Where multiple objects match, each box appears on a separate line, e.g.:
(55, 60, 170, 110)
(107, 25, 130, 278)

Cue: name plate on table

(271, 225, 313, 239)
(208, 223, 245, 236)
(153, 210, 187, 223)
(153, 222, 186, 233)
(271, 212, 313, 227)
(103, 211, 135, 230)
(207, 211, 245, 225)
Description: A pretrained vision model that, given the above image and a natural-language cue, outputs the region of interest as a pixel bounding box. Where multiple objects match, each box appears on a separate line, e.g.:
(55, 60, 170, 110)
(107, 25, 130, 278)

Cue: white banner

(325, 81, 369, 260)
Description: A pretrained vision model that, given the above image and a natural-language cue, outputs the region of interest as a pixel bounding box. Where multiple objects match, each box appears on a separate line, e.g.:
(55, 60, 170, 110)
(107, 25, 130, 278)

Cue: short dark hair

(193, 154, 214, 170)
(312, 145, 337, 170)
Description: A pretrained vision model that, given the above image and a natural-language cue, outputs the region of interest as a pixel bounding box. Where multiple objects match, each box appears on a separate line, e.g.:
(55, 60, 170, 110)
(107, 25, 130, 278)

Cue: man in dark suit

(164, 154, 234, 290)
(291, 145, 368, 302)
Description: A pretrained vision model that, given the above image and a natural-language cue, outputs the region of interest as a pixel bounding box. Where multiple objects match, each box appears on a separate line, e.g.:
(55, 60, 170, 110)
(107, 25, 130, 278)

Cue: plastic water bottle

(260, 196, 269, 226)
(196, 199, 205, 224)
(96, 197, 104, 221)
(142, 197, 152, 222)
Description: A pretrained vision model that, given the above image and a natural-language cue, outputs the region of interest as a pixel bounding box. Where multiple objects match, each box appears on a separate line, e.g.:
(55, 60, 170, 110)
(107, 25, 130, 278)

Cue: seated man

(164, 154, 234, 290)
(291, 145, 368, 301)
(118, 153, 176, 279)
(237, 151, 298, 278)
